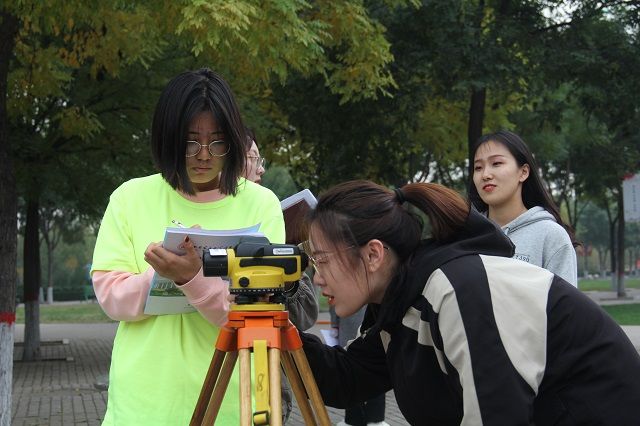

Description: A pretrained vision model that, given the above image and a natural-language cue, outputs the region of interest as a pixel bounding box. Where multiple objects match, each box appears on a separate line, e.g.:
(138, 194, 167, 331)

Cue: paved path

(12, 320, 410, 426)
(11, 292, 640, 425)
(12, 335, 111, 426)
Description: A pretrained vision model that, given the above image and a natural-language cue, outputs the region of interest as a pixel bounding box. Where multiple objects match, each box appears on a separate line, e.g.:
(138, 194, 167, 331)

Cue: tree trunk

(609, 220, 617, 290)
(583, 246, 589, 278)
(0, 11, 19, 425)
(600, 248, 608, 278)
(467, 87, 486, 163)
(465, 0, 487, 166)
(616, 189, 626, 297)
(22, 200, 41, 361)
(46, 240, 54, 304)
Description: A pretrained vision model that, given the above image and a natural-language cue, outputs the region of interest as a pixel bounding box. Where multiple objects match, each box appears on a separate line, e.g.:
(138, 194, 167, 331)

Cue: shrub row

(15, 285, 95, 303)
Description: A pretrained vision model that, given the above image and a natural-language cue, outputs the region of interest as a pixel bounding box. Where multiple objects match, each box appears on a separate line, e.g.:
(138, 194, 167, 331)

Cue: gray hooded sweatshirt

(502, 206, 578, 286)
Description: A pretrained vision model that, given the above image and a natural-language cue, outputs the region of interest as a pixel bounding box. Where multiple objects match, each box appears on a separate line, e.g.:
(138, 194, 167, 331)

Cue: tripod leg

(239, 348, 252, 426)
(253, 340, 270, 426)
(281, 351, 317, 426)
(202, 351, 238, 425)
(190, 349, 226, 426)
(269, 348, 282, 426)
(291, 348, 332, 426)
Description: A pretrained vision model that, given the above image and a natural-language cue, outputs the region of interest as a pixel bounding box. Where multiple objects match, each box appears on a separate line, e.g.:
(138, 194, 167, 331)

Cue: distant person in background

(243, 128, 319, 423)
(244, 128, 266, 184)
(469, 130, 578, 286)
(330, 305, 388, 426)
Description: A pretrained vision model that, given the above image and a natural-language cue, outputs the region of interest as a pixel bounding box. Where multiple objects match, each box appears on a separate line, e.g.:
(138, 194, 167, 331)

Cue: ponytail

(399, 183, 469, 242)
(308, 180, 471, 333)
(308, 180, 469, 263)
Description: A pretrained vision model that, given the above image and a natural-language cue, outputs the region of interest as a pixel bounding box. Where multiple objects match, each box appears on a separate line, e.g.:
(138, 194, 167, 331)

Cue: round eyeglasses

(185, 140, 230, 157)
(247, 155, 266, 168)
(299, 240, 390, 275)
(298, 240, 355, 275)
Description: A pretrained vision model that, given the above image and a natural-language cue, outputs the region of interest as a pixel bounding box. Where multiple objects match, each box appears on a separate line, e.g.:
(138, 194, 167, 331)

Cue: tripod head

(202, 236, 308, 310)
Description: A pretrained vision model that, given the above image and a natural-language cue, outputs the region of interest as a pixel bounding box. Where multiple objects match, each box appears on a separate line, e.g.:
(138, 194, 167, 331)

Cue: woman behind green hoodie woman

(468, 130, 578, 286)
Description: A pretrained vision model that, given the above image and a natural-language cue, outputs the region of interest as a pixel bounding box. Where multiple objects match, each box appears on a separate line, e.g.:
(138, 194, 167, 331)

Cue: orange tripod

(190, 310, 331, 426)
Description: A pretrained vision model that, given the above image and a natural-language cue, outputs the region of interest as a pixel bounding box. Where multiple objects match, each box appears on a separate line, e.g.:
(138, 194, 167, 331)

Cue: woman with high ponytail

(300, 180, 640, 425)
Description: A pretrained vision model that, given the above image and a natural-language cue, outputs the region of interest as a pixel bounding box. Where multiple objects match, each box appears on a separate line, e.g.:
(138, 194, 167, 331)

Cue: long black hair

(467, 130, 577, 245)
(150, 68, 246, 195)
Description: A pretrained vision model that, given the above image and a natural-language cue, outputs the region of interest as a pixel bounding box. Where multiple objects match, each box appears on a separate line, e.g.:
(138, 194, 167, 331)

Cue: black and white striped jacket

(302, 211, 640, 425)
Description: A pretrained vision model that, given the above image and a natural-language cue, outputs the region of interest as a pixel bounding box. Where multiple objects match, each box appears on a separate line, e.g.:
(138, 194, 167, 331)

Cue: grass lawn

(16, 302, 114, 323)
(601, 304, 640, 325)
(16, 291, 640, 326)
(578, 278, 640, 291)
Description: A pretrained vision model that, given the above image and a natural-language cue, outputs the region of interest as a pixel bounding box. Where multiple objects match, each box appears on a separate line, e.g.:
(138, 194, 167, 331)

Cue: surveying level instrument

(191, 239, 330, 426)
(203, 237, 307, 310)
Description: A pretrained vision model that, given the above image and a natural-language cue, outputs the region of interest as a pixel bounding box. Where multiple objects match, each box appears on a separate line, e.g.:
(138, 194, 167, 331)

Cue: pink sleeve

(176, 268, 230, 326)
(92, 269, 154, 322)
(93, 268, 230, 326)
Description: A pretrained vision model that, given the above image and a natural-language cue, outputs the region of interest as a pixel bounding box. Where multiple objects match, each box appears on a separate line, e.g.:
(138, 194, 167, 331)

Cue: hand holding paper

(144, 223, 264, 315)
(144, 236, 201, 285)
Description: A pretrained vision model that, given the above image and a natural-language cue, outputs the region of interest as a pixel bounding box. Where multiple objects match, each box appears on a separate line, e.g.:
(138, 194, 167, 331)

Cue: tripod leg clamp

(253, 410, 270, 426)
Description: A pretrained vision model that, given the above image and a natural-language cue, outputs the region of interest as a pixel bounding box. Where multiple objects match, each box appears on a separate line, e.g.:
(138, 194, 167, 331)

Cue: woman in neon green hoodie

(91, 68, 285, 425)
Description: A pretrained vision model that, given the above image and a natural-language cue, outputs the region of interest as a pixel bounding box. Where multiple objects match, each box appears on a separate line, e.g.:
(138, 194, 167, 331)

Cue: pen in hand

(172, 219, 186, 228)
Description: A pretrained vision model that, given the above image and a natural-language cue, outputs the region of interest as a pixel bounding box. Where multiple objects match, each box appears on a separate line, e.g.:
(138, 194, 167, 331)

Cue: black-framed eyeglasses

(247, 155, 266, 168)
(185, 140, 230, 157)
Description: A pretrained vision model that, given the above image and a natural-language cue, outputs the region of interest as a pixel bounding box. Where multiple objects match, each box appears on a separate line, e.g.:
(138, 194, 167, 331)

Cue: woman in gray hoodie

(468, 130, 578, 285)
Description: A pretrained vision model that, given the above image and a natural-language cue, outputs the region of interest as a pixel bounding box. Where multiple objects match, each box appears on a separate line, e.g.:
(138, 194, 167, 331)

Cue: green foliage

(4, 0, 407, 224)
(49, 233, 95, 288)
(543, 7, 640, 185)
(15, 230, 95, 293)
(261, 164, 299, 199)
(175, 0, 398, 102)
(5, 2, 168, 234)
(317, 1, 397, 102)
(7, 1, 163, 117)
(265, 0, 565, 191)
(576, 203, 610, 257)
